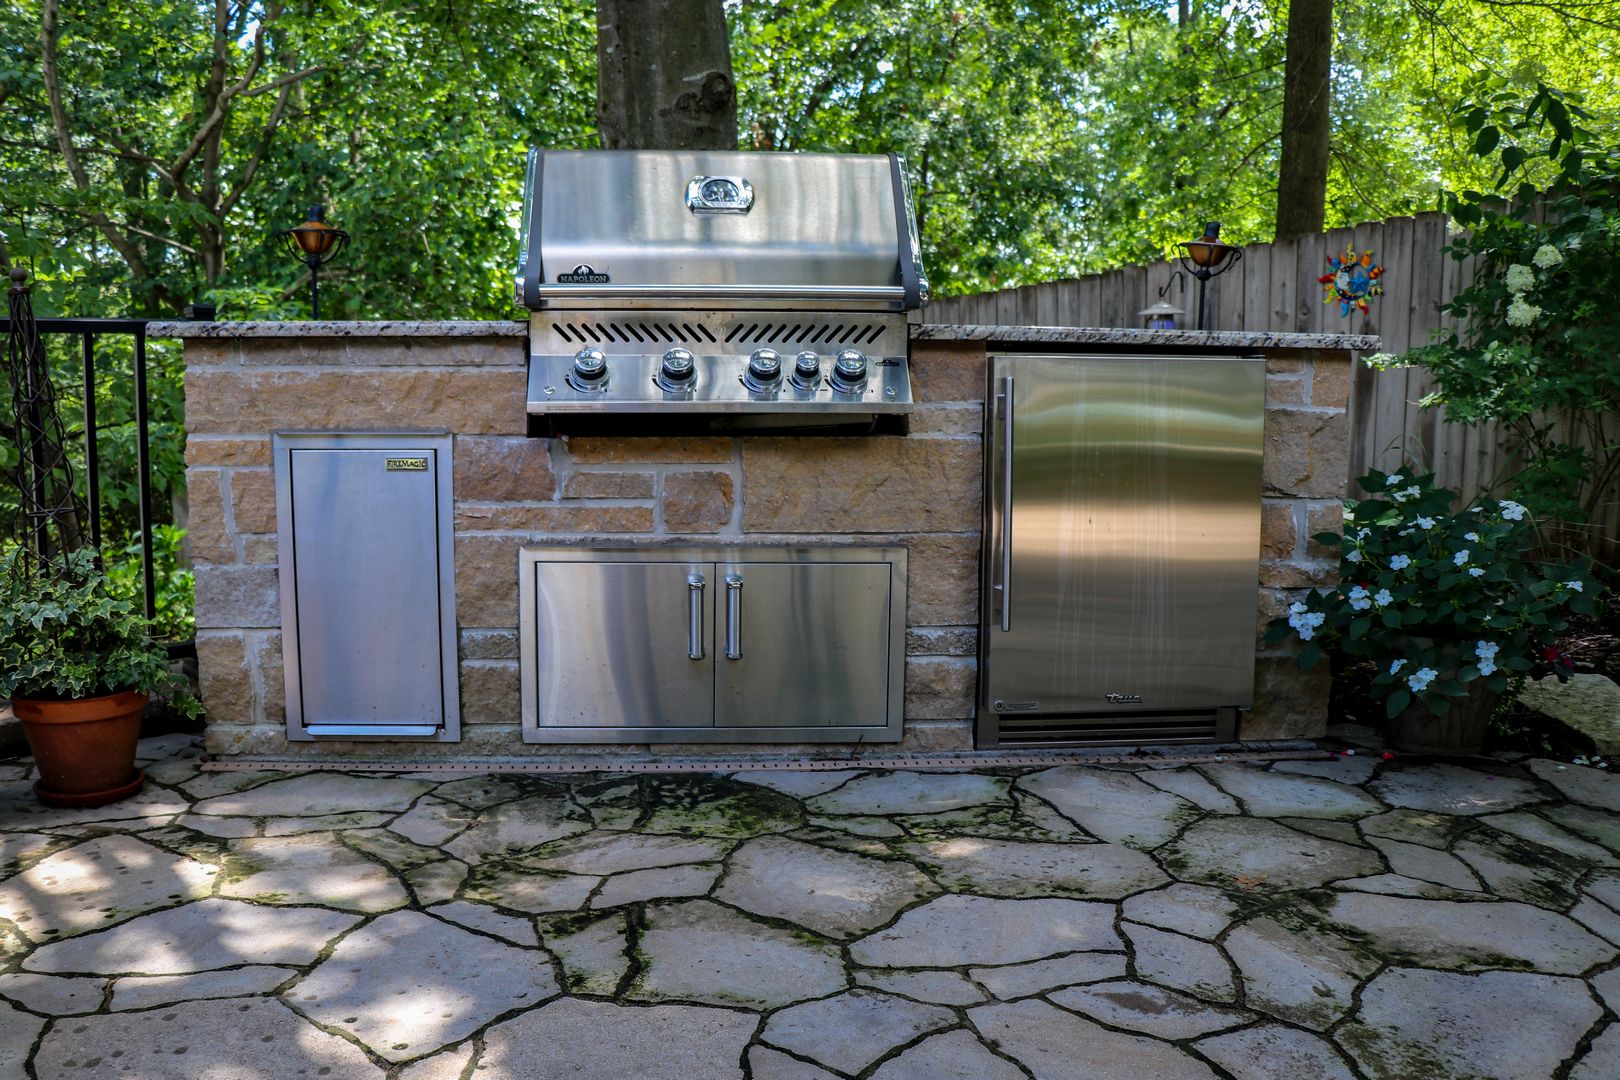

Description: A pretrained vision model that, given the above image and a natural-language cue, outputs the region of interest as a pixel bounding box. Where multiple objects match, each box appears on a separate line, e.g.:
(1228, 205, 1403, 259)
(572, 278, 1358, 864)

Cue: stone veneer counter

(158, 320, 1369, 760)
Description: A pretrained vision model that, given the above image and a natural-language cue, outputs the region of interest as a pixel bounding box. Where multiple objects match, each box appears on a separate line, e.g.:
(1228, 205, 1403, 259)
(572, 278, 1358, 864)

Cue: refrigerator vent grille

(992, 712, 1225, 748)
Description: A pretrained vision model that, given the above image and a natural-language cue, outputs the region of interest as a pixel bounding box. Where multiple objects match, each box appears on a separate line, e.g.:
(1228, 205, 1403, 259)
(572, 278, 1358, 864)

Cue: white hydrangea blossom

(1345, 549, 1363, 563)
(1407, 667, 1439, 693)
(1475, 641, 1499, 676)
(1506, 297, 1541, 326)
(1389, 554, 1411, 570)
(1469, 567, 1485, 578)
(1374, 588, 1394, 606)
(1454, 549, 1470, 565)
(1416, 516, 1436, 530)
(1565, 579, 1584, 592)
(1500, 501, 1527, 521)
(1465, 531, 1480, 542)
(1503, 263, 1535, 293)
(1390, 659, 1407, 675)
(1532, 244, 1564, 269)
(1385, 473, 1405, 487)
(1348, 585, 1372, 611)
(1391, 486, 1422, 503)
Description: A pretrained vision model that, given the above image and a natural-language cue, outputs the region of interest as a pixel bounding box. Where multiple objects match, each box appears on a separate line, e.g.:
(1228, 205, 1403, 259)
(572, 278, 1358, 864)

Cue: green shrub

(1266, 468, 1600, 719)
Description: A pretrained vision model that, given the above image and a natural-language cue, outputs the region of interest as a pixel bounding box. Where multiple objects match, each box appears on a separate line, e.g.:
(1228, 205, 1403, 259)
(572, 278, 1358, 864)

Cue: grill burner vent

(724, 322, 885, 347)
(552, 321, 720, 346)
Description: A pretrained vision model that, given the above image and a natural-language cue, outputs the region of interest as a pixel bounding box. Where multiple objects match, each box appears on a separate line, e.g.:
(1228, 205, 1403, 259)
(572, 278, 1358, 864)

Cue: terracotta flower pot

(11, 691, 147, 807)
(1389, 681, 1500, 755)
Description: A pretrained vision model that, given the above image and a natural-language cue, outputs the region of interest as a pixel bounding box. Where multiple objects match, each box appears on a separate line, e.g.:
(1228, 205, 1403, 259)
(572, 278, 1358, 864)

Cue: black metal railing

(1, 316, 159, 622)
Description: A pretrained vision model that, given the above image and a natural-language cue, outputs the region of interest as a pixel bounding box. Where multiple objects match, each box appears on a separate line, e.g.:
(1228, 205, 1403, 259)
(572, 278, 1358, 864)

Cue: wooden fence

(928, 211, 1509, 503)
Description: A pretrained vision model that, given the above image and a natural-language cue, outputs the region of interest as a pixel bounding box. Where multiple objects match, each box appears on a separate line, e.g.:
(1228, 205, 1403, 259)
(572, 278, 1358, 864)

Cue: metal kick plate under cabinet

(520, 546, 904, 743)
(979, 353, 1265, 748)
(274, 433, 459, 741)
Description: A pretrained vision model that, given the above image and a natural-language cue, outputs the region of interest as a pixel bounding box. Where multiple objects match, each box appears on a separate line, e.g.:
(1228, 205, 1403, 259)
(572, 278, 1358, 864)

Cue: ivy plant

(0, 547, 185, 703)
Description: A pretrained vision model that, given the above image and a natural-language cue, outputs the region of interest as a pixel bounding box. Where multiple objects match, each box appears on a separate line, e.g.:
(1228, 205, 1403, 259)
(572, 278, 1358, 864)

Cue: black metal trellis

(1, 270, 159, 620)
(4, 268, 89, 572)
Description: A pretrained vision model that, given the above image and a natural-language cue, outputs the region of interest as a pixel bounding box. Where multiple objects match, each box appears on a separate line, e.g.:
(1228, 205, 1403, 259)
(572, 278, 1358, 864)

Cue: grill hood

(515, 149, 929, 312)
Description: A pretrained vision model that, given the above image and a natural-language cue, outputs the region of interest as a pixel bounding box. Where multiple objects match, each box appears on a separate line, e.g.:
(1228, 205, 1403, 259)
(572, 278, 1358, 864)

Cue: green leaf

(1386, 689, 1412, 719)
(1473, 126, 1500, 155)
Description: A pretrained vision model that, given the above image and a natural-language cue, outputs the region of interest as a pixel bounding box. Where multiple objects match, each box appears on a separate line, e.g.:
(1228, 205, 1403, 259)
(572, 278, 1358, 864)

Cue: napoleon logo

(557, 263, 611, 284)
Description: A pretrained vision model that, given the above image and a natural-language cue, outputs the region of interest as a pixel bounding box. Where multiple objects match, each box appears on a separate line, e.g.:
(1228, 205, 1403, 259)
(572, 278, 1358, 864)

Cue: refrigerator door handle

(995, 374, 1014, 632)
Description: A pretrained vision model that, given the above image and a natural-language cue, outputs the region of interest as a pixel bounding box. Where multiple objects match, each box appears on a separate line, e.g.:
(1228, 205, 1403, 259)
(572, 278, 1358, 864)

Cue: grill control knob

(657, 347, 697, 392)
(830, 349, 869, 393)
(568, 346, 608, 391)
(791, 351, 822, 390)
(744, 348, 783, 392)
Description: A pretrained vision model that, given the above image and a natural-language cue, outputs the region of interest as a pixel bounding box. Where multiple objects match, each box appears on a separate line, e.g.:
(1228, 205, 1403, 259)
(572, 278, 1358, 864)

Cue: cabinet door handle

(996, 374, 1014, 632)
(687, 574, 706, 660)
(724, 575, 743, 659)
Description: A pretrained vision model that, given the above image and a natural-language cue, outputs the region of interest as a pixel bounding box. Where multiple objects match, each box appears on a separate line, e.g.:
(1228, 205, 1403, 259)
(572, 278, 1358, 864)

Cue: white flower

(1506, 297, 1541, 326)
(1289, 601, 1307, 615)
(1390, 659, 1407, 675)
(1374, 589, 1394, 606)
(1454, 549, 1470, 565)
(1476, 641, 1499, 677)
(1407, 667, 1439, 693)
(1385, 473, 1405, 487)
(1465, 532, 1480, 542)
(1565, 579, 1584, 592)
(1389, 554, 1411, 570)
(1400, 486, 1421, 501)
(1469, 567, 1485, 577)
(1504, 263, 1536, 293)
(1500, 501, 1527, 521)
(1345, 549, 1363, 563)
(1416, 516, 1436, 530)
(1348, 585, 1373, 611)
(1532, 244, 1563, 269)
(1288, 605, 1326, 641)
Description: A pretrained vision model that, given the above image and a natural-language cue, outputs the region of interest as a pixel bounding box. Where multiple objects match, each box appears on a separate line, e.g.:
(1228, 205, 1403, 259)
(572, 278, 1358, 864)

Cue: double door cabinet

(519, 546, 906, 743)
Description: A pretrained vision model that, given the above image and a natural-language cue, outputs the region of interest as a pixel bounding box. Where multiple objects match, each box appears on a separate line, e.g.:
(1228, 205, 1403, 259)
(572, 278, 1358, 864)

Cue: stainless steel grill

(516, 149, 927, 433)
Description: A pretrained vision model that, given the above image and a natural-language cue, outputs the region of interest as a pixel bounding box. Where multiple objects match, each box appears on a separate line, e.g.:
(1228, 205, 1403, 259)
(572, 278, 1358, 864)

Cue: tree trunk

(1275, 0, 1333, 240)
(596, 0, 737, 150)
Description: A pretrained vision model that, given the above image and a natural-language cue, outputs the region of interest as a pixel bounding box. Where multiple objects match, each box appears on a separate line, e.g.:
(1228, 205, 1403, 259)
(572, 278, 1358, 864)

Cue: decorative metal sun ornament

(1318, 246, 1385, 316)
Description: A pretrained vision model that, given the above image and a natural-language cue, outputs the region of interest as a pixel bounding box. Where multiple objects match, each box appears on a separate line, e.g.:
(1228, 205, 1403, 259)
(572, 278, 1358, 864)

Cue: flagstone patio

(2, 739, 1619, 1079)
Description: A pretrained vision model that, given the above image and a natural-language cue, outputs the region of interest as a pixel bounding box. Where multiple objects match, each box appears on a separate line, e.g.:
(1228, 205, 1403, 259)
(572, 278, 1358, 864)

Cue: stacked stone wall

(179, 328, 1350, 758)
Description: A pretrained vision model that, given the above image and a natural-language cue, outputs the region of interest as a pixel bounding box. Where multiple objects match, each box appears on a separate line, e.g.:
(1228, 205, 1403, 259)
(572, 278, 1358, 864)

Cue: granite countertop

(914, 323, 1381, 351)
(145, 319, 528, 338)
(147, 318, 1379, 352)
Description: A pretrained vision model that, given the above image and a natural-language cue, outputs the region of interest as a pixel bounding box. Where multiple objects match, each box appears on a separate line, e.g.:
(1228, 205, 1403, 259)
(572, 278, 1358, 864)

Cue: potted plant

(0, 546, 190, 807)
(1265, 468, 1600, 754)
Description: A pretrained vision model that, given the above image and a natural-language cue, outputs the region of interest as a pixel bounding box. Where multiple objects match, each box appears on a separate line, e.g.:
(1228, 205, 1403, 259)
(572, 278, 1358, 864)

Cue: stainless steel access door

(521, 546, 906, 743)
(527, 558, 716, 729)
(714, 559, 893, 728)
(982, 353, 1265, 719)
(274, 433, 459, 741)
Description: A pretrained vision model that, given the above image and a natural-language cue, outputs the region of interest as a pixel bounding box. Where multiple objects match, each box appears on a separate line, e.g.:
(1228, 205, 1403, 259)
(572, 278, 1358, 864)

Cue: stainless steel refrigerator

(978, 352, 1267, 747)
